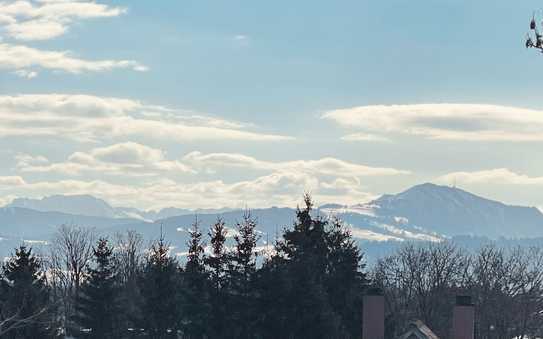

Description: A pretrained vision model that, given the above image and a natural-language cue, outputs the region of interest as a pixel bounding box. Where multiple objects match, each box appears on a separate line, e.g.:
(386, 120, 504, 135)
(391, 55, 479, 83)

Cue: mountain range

(7, 195, 233, 221)
(1, 183, 543, 260)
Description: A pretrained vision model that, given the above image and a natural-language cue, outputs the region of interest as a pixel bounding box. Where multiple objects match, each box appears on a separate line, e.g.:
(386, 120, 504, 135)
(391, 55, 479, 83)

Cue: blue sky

(0, 0, 543, 210)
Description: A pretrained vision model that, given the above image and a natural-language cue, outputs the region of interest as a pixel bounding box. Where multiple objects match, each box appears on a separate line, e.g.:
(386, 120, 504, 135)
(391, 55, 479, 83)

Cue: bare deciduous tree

(114, 230, 144, 284)
(375, 243, 543, 339)
(374, 243, 470, 338)
(48, 224, 95, 333)
(113, 230, 144, 329)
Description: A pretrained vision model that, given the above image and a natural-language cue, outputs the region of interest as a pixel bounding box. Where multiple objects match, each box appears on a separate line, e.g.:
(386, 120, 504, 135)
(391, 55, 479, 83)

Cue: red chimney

(452, 295, 474, 339)
(362, 288, 384, 339)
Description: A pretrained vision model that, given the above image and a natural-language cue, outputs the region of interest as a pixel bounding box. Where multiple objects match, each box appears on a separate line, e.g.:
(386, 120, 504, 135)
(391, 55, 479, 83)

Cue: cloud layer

(0, 94, 291, 142)
(323, 104, 543, 142)
(0, 0, 146, 77)
(9, 145, 410, 209)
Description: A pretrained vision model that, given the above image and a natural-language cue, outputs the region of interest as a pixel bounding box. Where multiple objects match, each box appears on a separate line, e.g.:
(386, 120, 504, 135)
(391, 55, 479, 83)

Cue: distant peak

(409, 182, 452, 190)
(401, 182, 467, 195)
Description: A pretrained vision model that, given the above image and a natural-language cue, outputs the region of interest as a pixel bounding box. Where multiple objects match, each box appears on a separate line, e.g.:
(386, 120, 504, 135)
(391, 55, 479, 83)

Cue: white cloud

(0, 0, 126, 41)
(183, 151, 409, 177)
(6, 18, 66, 40)
(0, 94, 291, 142)
(341, 133, 390, 142)
(15, 153, 49, 168)
(0, 176, 26, 186)
(0, 1, 146, 76)
(0, 43, 147, 74)
(436, 168, 543, 186)
(18, 146, 407, 191)
(19, 142, 194, 176)
(13, 68, 37, 78)
(233, 34, 249, 45)
(9, 148, 409, 209)
(323, 104, 543, 142)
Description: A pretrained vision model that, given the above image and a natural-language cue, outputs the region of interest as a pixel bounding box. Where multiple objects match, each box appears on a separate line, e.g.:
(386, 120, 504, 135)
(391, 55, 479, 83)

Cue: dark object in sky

(526, 14, 543, 53)
(526, 34, 534, 48)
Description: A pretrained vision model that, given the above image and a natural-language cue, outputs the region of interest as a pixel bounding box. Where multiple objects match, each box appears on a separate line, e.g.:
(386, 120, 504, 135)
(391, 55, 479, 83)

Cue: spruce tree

(181, 217, 210, 338)
(0, 245, 55, 338)
(253, 254, 292, 338)
(139, 234, 181, 338)
(227, 211, 259, 339)
(204, 218, 229, 339)
(258, 195, 343, 338)
(325, 218, 368, 338)
(75, 238, 121, 338)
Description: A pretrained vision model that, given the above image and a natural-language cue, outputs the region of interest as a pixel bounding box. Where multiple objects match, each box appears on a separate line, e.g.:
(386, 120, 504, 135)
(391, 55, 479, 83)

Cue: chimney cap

(456, 295, 473, 306)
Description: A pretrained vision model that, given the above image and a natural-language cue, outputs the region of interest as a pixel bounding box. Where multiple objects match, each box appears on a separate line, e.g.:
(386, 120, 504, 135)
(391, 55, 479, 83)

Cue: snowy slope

(323, 183, 543, 238)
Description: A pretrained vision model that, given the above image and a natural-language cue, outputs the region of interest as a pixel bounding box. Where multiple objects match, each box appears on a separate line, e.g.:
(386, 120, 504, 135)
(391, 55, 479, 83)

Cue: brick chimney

(362, 288, 384, 339)
(452, 295, 474, 339)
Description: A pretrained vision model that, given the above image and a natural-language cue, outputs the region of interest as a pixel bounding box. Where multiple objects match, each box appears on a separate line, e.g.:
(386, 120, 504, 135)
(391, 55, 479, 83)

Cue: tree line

(0, 195, 368, 339)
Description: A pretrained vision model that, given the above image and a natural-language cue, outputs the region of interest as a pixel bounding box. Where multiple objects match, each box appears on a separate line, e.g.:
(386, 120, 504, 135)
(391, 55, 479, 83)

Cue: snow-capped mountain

(322, 183, 543, 238)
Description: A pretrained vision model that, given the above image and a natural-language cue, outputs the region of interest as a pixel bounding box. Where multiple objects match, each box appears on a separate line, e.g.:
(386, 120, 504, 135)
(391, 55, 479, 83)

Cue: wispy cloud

(0, 94, 292, 142)
(0, 43, 147, 74)
(436, 168, 543, 186)
(340, 133, 391, 142)
(183, 151, 409, 177)
(323, 104, 543, 142)
(233, 34, 250, 45)
(13, 68, 37, 78)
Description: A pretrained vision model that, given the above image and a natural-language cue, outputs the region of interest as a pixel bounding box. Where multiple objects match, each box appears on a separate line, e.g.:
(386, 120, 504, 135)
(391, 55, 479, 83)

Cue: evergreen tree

(204, 218, 229, 339)
(226, 211, 259, 339)
(181, 217, 210, 338)
(325, 218, 368, 338)
(280, 195, 341, 338)
(75, 238, 121, 338)
(139, 234, 181, 338)
(253, 254, 292, 338)
(257, 195, 368, 338)
(0, 245, 55, 338)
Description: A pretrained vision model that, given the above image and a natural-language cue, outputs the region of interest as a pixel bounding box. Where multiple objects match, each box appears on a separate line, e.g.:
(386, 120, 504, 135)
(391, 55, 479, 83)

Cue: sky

(1, 0, 543, 210)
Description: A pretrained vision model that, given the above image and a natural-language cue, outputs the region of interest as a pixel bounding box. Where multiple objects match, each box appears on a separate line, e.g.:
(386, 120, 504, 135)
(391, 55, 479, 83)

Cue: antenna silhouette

(526, 12, 543, 52)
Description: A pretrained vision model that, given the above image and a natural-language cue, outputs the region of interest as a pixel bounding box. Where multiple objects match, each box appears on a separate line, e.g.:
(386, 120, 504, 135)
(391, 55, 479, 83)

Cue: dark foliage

(204, 218, 229, 338)
(226, 211, 260, 339)
(0, 246, 56, 338)
(138, 235, 182, 338)
(181, 218, 211, 338)
(75, 238, 121, 338)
